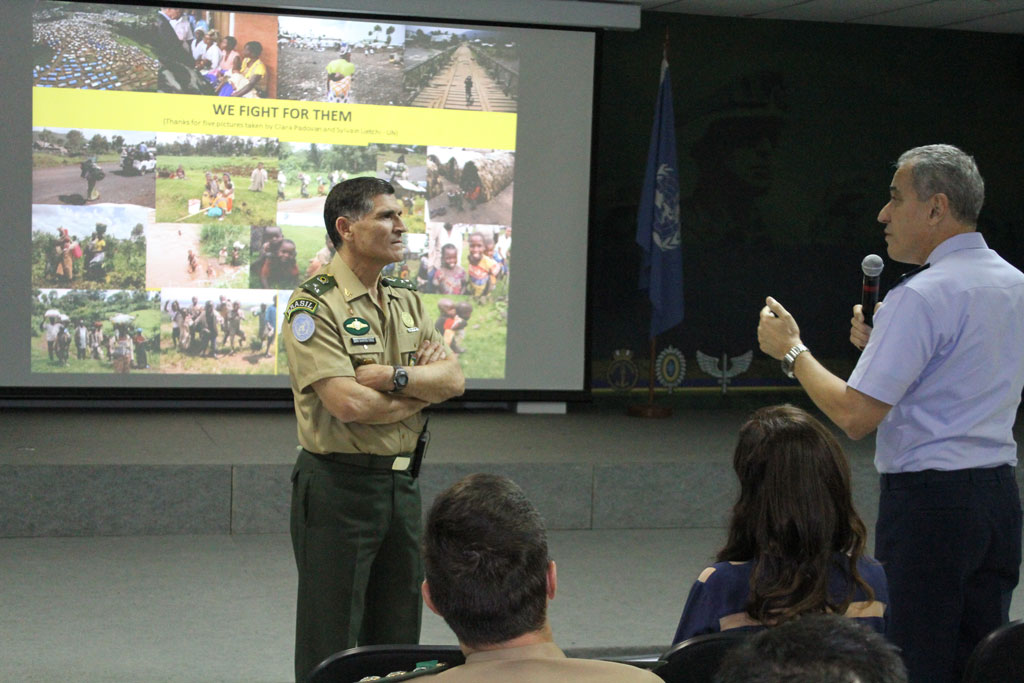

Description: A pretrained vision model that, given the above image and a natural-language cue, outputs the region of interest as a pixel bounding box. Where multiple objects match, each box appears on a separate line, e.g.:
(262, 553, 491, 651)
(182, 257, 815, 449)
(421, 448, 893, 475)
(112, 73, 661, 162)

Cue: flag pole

(627, 335, 670, 418)
(628, 28, 676, 419)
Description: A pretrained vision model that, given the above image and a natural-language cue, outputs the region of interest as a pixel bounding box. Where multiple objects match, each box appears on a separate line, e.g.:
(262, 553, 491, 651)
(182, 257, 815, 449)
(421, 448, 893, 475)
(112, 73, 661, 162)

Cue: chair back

(962, 619, 1024, 683)
(652, 630, 750, 683)
(307, 644, 465, 683)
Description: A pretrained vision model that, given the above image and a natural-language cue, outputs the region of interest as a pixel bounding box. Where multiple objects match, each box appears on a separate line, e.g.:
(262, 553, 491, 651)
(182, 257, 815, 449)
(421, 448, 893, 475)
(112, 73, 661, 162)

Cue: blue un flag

(636, 53, 683, 339)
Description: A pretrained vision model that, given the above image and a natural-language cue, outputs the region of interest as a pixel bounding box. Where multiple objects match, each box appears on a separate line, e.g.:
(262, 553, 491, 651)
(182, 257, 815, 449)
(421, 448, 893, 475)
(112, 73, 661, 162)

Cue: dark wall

(590, 13, 1024, 389)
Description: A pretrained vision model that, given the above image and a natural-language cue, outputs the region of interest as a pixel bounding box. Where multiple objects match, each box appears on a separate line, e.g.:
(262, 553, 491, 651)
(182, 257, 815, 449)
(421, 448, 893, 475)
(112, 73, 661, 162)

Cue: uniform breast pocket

(399, 333, 420, 366)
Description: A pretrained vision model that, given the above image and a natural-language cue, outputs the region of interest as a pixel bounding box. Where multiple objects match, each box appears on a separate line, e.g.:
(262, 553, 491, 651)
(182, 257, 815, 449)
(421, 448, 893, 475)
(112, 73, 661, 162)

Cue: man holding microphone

(757, 144, 1024, 683)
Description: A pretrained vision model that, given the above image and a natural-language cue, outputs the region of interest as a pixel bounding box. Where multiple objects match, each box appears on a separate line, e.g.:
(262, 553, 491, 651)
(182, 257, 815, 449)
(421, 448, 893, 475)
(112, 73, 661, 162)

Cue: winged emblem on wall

(696, 350, 753, 395)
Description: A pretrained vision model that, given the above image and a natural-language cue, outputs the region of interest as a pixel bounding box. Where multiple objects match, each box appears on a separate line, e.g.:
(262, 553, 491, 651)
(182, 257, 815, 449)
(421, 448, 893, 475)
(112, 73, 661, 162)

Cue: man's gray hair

(897, 144, 984, 225)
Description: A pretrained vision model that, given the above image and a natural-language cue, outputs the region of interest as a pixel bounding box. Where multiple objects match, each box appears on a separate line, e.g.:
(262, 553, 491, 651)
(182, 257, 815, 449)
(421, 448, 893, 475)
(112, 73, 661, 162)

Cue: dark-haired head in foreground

(422, 474, 662, 681)
(423, 473, 551, 648)
(715, 613, 907, 683)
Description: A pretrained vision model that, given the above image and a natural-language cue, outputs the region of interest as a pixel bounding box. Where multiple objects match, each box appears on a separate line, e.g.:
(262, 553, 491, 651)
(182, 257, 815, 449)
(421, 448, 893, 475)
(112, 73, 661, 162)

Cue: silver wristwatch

(780, 344, 809, 378)
(391, 365, 409, 392)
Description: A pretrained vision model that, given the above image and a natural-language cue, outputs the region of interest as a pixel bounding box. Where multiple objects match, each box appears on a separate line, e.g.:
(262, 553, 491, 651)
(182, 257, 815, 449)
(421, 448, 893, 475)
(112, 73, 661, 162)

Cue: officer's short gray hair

(897, 144, 984, 225)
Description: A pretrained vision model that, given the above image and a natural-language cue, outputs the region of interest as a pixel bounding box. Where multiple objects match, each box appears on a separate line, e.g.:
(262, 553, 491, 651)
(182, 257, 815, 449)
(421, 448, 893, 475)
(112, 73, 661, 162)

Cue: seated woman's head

(721, 404, 870, 622)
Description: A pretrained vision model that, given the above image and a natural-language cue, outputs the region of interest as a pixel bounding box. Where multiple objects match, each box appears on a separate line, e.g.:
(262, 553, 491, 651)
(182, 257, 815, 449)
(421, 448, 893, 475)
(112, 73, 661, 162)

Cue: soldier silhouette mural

(679, 71, 789, 365)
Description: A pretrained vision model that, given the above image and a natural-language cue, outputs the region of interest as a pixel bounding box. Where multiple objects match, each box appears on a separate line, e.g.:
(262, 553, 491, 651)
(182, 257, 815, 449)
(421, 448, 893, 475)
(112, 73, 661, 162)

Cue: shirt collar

(924, 231, 987, 265)
(329, 250, 386, 306)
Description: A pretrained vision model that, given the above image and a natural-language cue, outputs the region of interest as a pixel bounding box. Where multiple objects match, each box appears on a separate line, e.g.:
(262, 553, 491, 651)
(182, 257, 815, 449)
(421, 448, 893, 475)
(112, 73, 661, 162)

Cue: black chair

(306, 644, 465, 683)
(962, 619, 1024, 683)
(652, 630, 751, 683)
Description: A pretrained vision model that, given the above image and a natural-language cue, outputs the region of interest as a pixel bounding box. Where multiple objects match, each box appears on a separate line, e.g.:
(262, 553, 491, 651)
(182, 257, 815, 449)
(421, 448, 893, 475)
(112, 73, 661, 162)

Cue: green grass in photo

(277, 169, 375, 201)
(32, 231, 146, 291)
(156, 156, 277, 226)
(32, 152, 121, 170)
(30, 303, 163, 374)
(158, 313, 275, 375)
(421, 292, 507, 379)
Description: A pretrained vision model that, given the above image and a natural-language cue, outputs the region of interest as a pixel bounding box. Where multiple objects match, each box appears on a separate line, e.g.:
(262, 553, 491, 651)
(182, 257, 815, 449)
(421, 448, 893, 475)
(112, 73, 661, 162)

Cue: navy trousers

(876, 466, 1022, 683)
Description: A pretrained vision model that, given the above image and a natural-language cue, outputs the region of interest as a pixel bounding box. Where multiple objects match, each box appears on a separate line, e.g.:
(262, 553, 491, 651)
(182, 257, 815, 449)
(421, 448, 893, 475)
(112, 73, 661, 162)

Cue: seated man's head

(715, 613, 906, 683)
(423, 473, 554, 649)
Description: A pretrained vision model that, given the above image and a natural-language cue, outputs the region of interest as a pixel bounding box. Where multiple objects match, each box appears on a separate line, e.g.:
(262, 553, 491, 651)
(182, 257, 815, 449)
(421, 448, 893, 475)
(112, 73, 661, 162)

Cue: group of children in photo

(417, 226, 510, 302)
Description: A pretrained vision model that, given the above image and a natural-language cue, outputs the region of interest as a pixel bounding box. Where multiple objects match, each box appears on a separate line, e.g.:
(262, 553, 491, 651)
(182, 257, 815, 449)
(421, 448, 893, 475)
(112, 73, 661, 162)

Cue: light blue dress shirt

(848, 232, 1024, 473)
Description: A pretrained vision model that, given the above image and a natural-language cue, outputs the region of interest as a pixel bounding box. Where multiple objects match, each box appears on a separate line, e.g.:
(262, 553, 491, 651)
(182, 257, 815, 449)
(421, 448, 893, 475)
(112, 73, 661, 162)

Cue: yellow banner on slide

(33, 88, 516, 150)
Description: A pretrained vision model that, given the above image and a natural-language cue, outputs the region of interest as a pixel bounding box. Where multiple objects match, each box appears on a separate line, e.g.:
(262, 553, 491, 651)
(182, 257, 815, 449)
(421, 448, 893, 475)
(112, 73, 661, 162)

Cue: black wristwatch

(391, 365, 409, 392)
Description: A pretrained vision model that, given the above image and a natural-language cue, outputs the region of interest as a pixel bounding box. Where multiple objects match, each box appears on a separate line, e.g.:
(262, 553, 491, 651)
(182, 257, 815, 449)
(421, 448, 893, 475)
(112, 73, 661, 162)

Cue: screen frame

(2, 0, 606, 405)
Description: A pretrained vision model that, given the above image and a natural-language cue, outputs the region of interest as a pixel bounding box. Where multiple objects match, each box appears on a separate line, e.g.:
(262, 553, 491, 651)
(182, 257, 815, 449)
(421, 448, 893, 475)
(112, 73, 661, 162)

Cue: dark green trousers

(290, 450, 423, 682)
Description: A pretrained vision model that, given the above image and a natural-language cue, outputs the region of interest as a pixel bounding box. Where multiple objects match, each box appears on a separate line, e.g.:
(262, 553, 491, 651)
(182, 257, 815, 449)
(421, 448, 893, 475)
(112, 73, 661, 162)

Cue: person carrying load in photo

(80, 156, 104, 201)
(325, 51, 355, 103)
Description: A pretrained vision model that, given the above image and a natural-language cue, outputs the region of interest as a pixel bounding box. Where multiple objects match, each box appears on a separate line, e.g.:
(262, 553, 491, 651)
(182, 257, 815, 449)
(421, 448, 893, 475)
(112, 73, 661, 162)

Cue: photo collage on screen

(31, 2, 518, 378)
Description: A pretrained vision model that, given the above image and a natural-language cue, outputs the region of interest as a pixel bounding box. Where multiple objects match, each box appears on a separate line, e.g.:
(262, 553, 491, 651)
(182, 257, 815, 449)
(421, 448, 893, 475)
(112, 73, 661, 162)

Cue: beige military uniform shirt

(434, 642, 662, 682)
(284, 251, 444, 456)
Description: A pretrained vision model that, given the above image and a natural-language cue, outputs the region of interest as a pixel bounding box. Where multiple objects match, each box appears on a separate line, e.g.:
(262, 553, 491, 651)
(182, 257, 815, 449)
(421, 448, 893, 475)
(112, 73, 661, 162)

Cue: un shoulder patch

(291, 313, 316, 342)
(285, 298, 319, 322)
(300, 273, 337, 297)
(382, 276, 417, 291)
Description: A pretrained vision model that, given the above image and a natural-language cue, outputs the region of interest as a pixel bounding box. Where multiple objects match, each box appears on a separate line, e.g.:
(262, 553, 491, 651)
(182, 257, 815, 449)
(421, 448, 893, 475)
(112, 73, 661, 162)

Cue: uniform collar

(328, 250, 379, 305)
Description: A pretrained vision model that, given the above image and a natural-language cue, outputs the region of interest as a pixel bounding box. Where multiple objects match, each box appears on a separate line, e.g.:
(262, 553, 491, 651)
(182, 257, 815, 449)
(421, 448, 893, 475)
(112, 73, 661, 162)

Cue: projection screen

(0, 0, 602, 400)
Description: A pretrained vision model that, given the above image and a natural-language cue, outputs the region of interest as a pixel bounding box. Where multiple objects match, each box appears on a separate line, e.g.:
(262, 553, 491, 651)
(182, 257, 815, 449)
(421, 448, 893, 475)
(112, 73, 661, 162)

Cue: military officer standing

(284, 177, 465, 682)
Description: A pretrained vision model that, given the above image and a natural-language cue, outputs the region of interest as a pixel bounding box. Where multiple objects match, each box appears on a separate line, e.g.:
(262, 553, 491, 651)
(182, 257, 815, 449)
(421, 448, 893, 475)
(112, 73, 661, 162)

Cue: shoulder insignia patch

(382, 276, 417, 291)
(285, 298, 319, 322)
(291, 313, 316, 342)
(300, 273, 337, 297)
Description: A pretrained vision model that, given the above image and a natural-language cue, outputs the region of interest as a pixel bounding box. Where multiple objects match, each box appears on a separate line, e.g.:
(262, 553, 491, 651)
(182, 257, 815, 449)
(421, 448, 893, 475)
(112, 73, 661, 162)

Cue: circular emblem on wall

(655, 346, 686, 393)
(607, 349, 639, 392)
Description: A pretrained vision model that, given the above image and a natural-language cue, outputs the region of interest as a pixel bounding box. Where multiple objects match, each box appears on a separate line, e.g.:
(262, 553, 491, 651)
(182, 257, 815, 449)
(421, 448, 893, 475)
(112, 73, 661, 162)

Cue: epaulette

(382, 276, 417, 291)
(300, 273, 338, 297)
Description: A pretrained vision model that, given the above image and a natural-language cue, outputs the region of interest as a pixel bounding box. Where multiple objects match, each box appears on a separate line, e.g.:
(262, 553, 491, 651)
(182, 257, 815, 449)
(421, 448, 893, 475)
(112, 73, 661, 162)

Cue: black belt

(880, 464, 1013, 490)
(302, 448, 413, 472)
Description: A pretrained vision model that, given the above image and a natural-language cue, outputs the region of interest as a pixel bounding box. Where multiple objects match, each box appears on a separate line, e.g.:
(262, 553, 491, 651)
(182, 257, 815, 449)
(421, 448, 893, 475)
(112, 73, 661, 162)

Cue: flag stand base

(627, 403, 672, 419)
(626, 337, 672, 418)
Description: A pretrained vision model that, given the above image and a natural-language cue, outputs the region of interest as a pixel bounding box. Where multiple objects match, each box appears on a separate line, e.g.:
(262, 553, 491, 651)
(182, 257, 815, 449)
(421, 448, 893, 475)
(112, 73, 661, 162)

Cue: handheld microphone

(861, 254, 884, 327)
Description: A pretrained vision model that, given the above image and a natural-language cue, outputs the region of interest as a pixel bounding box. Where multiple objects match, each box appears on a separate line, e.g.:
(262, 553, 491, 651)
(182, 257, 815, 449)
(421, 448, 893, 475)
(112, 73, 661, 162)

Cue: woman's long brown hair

(717, 404, 874, 624)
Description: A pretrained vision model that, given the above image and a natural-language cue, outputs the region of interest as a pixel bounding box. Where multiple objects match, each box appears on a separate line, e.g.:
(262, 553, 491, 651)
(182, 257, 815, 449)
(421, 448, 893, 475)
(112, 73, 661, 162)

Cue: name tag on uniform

(351, 336, 377, 345)
(406, 327, 419, 333)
